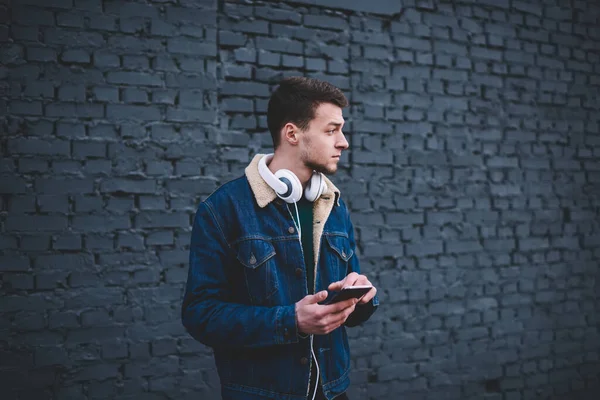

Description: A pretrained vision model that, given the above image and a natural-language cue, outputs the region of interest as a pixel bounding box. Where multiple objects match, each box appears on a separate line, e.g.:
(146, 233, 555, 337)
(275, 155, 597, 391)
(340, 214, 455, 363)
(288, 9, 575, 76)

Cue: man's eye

(327, 129, 335, 134)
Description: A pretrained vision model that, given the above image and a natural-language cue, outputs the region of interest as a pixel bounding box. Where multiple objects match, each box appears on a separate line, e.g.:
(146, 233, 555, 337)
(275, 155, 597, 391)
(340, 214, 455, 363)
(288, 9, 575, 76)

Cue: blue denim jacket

(182, 155, 378, 400)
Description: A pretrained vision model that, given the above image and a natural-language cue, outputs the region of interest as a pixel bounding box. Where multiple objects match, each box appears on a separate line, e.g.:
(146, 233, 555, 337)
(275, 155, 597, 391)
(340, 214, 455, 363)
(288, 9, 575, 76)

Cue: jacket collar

(245, 153, 341, 208)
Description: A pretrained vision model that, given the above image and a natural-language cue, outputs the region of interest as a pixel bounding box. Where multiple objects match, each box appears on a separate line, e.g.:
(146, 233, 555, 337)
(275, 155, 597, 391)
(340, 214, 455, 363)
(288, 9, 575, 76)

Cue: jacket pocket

(324, 234, 354, 283)
(235, 238, 279, 305)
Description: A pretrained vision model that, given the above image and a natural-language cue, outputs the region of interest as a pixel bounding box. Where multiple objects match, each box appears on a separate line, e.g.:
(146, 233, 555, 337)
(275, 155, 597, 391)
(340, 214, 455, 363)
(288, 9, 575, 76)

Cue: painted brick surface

(2, 0, 600, 399)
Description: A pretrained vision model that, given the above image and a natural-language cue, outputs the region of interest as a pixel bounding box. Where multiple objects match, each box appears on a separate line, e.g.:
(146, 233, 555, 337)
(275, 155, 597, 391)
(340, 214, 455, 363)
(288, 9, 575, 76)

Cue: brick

(166, 108, 215, 123)
(135, 212, 189, 228)
(122, 55, 150, 70)
(12, 6, 55, 25)
(221, 98, 253, 113)
(165, 7, 216, 25)
(38, 195, 69, 213)
(46, 103, 104, 118)
(107, 36, 163, 52)
(152, 89, 177, 105)
(122, 88, 148, 104)
(104, 0, 157, 17)
(72, 215, 130, 231)
(147, 231, 174, 246)
(89, 14, 118, 31)
(53, 234, 82, 250)
(106, 71, 163, 87)
(167, 38, 216, 56)
(304, 14, 348, 31)
(22, 81, 54, 98)
(0, 255, 30, 272)
(100, 179, 156, 194)
(255, 6, 301, 23)
(166, 178, 218, 194)
(6, 215, 68, 232)
(26, 47, 57, 62)
(93, 50, 120, 67)
(106, 105, 161, 121)
(165, 73, 217, 89)
(219, 30, 247, 46)
(58, 84, 86, 101)
(406, 240, 443, 257)
(57, 11, 84, 27)
(93, 86, 119, 102)
(256, 37, 303, 54)
(221, 19, 269, 34)
(9, 139, 70, 156)
(46, 29, 104, 48)
(35, 178, 94, 194)
(447, 240, 483, 254)
(10, 101, 43, 116)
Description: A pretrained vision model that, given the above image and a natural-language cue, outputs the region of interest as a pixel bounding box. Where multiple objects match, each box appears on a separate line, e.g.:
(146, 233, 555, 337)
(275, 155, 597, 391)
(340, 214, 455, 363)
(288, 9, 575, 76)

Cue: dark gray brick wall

(2, 0, 600, 399)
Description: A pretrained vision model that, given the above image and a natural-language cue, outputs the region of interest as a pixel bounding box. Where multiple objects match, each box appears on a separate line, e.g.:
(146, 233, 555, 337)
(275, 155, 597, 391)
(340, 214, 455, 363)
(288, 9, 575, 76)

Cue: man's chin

(304, 159, 339, 175)
(308, 163, 336, 175)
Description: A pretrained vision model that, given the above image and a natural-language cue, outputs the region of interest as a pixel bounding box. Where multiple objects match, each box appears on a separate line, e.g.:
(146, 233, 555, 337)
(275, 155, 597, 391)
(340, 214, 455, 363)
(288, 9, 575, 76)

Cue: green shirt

(296, 198, 315, 294)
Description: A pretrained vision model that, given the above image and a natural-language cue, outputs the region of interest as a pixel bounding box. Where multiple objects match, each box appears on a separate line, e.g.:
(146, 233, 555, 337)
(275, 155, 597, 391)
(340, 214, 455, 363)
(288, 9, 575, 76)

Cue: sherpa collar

(244, 154, 341, 208)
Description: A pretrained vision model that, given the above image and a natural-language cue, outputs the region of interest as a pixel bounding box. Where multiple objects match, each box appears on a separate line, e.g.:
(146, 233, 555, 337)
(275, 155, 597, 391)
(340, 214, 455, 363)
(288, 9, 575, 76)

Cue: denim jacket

(182, 154, 378, 400)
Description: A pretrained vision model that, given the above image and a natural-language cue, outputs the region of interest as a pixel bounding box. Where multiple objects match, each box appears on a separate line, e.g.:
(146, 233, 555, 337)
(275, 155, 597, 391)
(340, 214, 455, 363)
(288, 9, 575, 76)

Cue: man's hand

(328, 272, 377, 305)
(295, 290, 358, 335)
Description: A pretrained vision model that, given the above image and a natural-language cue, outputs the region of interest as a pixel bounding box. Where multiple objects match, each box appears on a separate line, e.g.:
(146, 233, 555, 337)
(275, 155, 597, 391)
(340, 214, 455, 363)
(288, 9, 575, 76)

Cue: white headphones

(258, 154, 327, 203)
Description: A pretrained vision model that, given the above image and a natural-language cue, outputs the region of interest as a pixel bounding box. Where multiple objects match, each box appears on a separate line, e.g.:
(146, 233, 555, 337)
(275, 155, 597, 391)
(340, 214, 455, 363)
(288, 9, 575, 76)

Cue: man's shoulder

(203, 174, 250, 208)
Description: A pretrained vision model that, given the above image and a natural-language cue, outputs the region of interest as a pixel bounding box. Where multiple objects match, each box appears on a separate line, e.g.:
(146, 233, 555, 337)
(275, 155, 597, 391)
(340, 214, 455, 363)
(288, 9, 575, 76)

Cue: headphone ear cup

(304, 173, 327, 202)
(274, 169, 303, 203)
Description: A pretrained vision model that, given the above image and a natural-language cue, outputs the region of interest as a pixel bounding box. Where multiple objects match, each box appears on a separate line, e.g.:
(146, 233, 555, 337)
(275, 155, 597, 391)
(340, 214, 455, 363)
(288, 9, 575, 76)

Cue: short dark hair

(267, 77, 349, 148)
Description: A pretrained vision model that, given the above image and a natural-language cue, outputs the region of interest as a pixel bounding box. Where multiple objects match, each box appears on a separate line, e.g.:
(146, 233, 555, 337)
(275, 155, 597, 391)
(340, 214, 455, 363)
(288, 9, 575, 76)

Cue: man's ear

(282, 123, 298, 145)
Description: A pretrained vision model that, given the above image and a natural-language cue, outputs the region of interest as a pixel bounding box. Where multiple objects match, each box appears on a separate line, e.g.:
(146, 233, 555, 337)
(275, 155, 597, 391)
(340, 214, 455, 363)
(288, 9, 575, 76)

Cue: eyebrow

(327, 121, 344, 128)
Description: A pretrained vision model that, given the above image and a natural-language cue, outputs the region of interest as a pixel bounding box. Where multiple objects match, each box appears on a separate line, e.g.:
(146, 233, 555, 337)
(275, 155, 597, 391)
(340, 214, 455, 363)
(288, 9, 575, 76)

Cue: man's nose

(337, 132, 349, 149)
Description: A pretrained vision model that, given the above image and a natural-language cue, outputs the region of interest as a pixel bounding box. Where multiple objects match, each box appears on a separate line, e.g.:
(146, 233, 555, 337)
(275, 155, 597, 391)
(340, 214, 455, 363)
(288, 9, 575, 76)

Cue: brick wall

(2, 0, 600, 399)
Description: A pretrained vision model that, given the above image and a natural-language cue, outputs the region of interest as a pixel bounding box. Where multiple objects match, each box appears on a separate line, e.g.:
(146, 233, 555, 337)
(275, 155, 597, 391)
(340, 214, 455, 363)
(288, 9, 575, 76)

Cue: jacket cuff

(276, 305, 299, 344)
(345, 295, 379, 327)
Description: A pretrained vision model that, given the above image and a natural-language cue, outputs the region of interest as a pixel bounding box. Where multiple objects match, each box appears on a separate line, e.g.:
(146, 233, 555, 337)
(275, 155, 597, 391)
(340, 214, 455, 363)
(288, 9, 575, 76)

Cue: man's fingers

(303, 290, 328, 304)
(342, 272, 360, 288)
(322, 297, 357, 313)
(328, 272, 362, 291)
(325, 304, 357, 333)
(354, 276, 371, 286)
(328, 279, 344, 291)
(359, 287, 377, 304)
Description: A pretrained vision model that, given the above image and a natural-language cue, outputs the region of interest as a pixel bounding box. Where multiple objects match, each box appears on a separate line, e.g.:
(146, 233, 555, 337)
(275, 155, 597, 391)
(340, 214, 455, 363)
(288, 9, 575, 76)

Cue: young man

(182, 77, 378, 400)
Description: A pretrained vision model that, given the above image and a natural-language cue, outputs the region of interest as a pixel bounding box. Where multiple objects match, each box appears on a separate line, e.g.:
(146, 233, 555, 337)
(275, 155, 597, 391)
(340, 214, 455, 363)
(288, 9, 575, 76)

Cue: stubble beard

(301, 147, 337, 175)
(300, 134, 338, 175)
(305, 158, 336, 175)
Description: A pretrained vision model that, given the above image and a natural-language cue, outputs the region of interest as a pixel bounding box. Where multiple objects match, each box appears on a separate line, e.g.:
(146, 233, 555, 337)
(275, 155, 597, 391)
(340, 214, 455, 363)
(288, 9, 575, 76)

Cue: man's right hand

(295, 290, 358, 335)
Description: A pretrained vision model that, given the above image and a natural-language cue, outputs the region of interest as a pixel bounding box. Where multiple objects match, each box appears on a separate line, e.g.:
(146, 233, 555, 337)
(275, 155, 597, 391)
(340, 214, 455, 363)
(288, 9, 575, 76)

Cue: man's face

(298, 102, 349, 175)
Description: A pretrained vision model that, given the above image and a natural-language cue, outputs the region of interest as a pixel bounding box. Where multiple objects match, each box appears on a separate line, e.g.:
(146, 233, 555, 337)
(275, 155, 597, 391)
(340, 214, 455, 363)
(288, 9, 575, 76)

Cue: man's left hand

(328, 272, 377, 305)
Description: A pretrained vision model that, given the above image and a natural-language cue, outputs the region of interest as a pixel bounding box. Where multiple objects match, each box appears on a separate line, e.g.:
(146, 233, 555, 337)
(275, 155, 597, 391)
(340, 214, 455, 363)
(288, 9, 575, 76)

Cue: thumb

(305, 290, 328, 304)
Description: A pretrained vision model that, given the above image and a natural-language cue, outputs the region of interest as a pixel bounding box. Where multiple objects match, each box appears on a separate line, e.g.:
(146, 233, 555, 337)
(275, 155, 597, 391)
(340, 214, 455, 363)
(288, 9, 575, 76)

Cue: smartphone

(320, 285, 373, 305)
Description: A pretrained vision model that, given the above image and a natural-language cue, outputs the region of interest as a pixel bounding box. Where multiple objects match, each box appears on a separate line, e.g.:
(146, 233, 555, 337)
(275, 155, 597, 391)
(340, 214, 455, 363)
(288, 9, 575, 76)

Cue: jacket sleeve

(342, 201, 379, 328)
(181, 201, 300, 349)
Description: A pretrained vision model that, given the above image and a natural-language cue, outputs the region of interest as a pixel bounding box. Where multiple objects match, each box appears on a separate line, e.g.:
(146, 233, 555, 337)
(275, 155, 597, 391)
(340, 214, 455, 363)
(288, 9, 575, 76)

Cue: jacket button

(300, 357, 308, 365)
(295, 268, 302, 278)
(283, 328, 290, 338)
(288, 226, 295, 234)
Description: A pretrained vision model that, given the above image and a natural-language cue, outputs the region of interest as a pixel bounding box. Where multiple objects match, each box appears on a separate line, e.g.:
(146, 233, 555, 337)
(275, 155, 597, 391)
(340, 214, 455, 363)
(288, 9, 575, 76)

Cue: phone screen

(321, 286, 372, 305)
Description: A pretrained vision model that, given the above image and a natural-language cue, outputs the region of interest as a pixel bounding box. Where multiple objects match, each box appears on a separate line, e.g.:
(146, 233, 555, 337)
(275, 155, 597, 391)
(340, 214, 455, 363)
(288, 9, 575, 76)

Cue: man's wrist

(295, 302, 309, 338)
